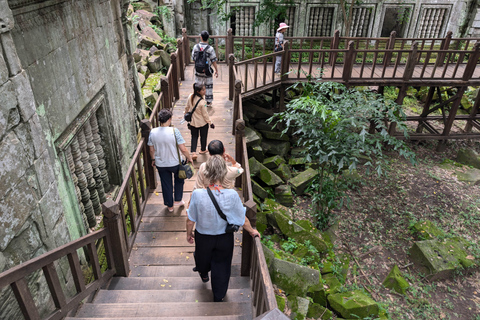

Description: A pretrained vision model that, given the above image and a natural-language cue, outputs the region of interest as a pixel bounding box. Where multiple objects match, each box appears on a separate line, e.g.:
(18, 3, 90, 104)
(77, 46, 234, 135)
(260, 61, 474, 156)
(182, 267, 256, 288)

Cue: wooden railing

(0, 229, 115, 320)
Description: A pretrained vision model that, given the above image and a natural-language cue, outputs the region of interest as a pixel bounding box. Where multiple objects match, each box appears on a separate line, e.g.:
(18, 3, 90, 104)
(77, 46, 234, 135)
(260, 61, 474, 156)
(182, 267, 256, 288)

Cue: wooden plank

(67, 251, 86, 293)
(86, 241, 101, 281)
(11, 278, 41, 320)
(42, 262, 67, 309)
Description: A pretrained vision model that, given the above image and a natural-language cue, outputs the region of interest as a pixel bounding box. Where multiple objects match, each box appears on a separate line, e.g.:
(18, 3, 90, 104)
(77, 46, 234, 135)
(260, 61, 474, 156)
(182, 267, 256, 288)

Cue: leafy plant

(154, 5, 172, 22)
(270, 79, 416, 228)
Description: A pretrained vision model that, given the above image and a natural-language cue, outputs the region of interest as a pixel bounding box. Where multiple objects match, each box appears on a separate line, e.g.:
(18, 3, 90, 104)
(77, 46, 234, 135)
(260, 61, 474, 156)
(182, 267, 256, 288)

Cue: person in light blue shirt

(186, 155, 260, 302)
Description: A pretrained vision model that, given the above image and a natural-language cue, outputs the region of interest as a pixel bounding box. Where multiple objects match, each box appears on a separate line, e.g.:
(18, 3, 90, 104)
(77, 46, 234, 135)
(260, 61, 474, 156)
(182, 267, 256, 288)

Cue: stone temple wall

(0, 0, 143, 318)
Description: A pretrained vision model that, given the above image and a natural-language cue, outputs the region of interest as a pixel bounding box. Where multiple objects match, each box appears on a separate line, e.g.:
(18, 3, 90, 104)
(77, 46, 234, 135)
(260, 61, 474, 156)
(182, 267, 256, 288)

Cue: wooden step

(134, 231, 243, 247)
(73, 302, 251, 318)
(93, 288, 252, 303)
(108, 276, 250, 291)
(138, 217, 187, 232)
(67, 316, 245, 320)
(129, 264, 242, 277)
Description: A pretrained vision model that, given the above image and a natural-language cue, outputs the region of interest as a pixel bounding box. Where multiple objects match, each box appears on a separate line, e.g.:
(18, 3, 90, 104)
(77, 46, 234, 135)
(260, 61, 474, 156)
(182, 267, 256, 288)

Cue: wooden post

(177, 38, 185, 81)
(279, 85, 286, 112)
(437, 87, 466, 151)
(280, 41, 289, 81)
(388, 85, 407, 135)
(232, 80, 242, 135)
(465, 89, 480, 132)
(241, 199, 256, 276)
(462, 42, 480, 81)
(342, 41, 355, 82)
(182, 28, 190, 66)
(141, 119, 156, 191)
(403, 42, 418, 81)
(272, 88, 278, 111)
(383, 31, 396, 68)
(226, 28, 233, 65)
(229, 54, 235, 100)
(436, 31, 452, 68)
(102, 200, 130, 277)
(329, 29, 340, 66)
(161, 77, 170, 109)
(171, 53, 179, 100)
(235, 119, 245, 189)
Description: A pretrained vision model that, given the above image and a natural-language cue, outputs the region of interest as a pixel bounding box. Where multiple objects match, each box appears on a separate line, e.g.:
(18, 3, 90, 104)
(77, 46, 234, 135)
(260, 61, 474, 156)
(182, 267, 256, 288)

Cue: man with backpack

(192, 30, 218, 107)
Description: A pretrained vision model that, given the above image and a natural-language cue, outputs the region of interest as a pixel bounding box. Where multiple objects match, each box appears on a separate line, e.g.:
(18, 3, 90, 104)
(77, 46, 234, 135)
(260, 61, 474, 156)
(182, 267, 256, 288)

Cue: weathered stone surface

(147, 55, 163, 73)
(248, 145, 264, 162)
(274, 163, 292, 182)
(260, 130, 289, 141)
(0, 132, 30, 199)
(139, 65, 151, 78)
(383, 264, 409, 294)
(275, 295, 286, 312)
(410, 220, 445, 240)
(457, 168, 480, 185)
(307, 302, 333, 319)
(261, 139, 290, 157)
(263, 155, 285, 169)
(245, 127, 262, 147)
(158, 50, 171, 69)
(144, 72, 162, 91)
(275, 185, 293, 207)
(245, 102, 274, 119)
(289, 157, 306, 166)
(409, 238, 476, 280)
(328, 290, 379, 319)
(289, 168, 318, 195)
(0, 178, 37, 250)
(288, 296, 309, 320)
(0, 80, 17, 139)
(249, 157, 283, 187)
(273, 258, 320, 296)
(254, 119, 275, 131)
(456, 148, 480, 169)
(11, 71, 36, 121)
(142, 88, 158, 107)
(320, 253, 350, 283)
(39, 184, 64, 230)
(28, 114, 47, 159)
(133, 48, 150, 63)
(141, 26, 162, 42)
(4, 222, 43, 266)
(322, 273, 342, 295)
(252, 180, 270, 201)
(139, 35, 162, 49)
(138, 72, 145, 86)
(0, 52, 8, 85)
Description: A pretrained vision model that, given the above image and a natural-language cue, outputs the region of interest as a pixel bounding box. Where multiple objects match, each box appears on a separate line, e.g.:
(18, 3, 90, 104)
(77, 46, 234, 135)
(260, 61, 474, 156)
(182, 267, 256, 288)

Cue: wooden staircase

(67, 65, 253, 319)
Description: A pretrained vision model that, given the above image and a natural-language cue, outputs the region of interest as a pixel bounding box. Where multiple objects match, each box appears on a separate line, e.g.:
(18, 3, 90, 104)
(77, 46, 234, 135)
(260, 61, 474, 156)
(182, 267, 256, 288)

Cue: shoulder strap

(173, 127, 182, 166)
(191, 97, 203, 114)
(206, 188, 227, 222)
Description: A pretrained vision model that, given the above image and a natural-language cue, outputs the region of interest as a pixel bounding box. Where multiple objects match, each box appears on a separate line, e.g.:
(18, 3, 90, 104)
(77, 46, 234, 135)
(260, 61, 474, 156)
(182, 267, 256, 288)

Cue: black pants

(156, 165, 184, 207)
(194, 230, 234, 302)
(190, 124, 209, 153)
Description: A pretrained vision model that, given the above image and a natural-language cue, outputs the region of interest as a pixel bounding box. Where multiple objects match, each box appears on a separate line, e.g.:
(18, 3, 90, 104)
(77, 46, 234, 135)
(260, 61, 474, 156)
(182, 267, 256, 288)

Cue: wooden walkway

(68, 65, 253, 319)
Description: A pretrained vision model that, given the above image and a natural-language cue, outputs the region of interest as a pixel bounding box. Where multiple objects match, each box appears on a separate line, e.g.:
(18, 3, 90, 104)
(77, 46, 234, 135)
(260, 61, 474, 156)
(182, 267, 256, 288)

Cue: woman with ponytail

(185, 83, 214, 161)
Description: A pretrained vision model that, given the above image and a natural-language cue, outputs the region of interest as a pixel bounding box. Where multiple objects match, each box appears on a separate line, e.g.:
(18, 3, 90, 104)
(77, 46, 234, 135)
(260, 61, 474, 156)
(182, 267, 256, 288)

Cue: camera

(225, 224, 240, 233)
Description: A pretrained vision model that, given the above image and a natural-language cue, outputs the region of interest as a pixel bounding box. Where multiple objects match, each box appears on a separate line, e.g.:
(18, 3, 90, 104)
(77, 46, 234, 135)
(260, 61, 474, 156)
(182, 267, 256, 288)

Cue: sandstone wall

(0, 0, 142, 318)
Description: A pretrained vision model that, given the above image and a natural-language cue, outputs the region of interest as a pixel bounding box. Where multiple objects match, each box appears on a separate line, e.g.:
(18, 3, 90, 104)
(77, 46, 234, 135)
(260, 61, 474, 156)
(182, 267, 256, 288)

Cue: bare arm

(179, 143, 193, 163)
(149, 146, 156, 167)
(212, 61, 219, 78)
(186, 218, 195, 243)
(243, 216, 260, 238)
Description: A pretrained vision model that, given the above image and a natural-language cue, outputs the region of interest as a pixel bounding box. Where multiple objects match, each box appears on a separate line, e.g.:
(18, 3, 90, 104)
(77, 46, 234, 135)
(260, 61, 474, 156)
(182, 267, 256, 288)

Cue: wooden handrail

(0, 229, 115, 320)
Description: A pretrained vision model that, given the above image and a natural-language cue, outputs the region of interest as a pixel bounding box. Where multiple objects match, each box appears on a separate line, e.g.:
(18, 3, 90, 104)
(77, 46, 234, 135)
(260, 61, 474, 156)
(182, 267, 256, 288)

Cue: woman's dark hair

(158, 109, 172, 124)
(208, 140, 224, 155)
(190, 82, 205, 105)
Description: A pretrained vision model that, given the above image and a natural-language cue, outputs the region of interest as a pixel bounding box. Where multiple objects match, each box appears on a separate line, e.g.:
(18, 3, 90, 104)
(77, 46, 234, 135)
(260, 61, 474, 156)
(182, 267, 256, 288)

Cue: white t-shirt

(147, 127, 185, 167)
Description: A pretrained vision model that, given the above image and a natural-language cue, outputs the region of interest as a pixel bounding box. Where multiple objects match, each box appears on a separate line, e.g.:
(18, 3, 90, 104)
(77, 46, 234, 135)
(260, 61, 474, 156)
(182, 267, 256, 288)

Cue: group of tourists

(145, 23, 288, 303)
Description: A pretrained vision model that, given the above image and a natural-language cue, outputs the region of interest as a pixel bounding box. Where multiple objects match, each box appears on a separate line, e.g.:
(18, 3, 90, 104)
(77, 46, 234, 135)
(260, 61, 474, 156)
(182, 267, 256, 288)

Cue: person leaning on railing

(186, 155, 260, 302)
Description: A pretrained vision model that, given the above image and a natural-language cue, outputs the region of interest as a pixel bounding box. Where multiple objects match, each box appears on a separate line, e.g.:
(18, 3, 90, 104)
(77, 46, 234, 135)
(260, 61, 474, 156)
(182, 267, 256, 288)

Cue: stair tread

(108, 276, 250, 290)
(75, 302, 251, 318)
(129, 265, 241, 277)
(94, 288, 252, 303)
(134, 231, 243, 247)
(67, 316, 245, 320)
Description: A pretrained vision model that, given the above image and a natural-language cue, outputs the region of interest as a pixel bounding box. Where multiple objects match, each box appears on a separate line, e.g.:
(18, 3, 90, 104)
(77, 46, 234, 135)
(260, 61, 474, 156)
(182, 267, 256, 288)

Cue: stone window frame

(414, 4, 452, 39)
(268, 3, 298, 37)
(347, 4, 377, 37)
(305, 3, 339, 38)
(377, 3, 415, 38)
(227, 2, 260, 36)
(54, 90, 120, 230)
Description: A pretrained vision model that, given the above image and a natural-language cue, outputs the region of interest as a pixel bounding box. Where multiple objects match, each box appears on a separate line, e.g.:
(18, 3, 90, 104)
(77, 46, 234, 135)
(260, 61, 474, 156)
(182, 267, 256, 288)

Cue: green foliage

(270, 79, 416, 227)
(187, 0, 231, 22)
(281, 238, 298, 253)
(154, 5, 172, 21)
(253, 0, 294, 31)
(150, 25, 178, 48)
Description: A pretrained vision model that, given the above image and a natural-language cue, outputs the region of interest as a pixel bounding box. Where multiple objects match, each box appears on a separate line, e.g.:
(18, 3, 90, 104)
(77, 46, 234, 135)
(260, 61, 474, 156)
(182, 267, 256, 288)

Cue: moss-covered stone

(328, 290, 379, 319)
(263, 155, 286, 169)
(274, 185, 294, 207)
(245, 127, 262, 147)
(260, 130, 290, 141)
(289, 158, 306, 166)
(275, 295, 286, 312)
(288, 296, 309, 320)
(249, 157, 283, 187)
(383, 264, 409, 294)
(262, 139, 290, 157)
(248, 144, 264, 162)
(307, 282, 327, 306)
(273, 258, 321, 296)
(307, 303, 333, 320)
(457, 168, 480, 185)
(262, 243, 275, 273)
(322, 273, 342, 295)
(320, 253, 350, 283)
(456, 148, 480, 169)
(274, 163, 292, 182)
(410, 220, 445, 240)
(144, 72, 162, 91)
(289, 168, 318, 195)
(252, 179, 270, 199)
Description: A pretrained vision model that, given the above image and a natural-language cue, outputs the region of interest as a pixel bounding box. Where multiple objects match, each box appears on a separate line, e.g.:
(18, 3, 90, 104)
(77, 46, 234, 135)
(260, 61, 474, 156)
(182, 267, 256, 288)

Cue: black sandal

(193, 267, 209, 283)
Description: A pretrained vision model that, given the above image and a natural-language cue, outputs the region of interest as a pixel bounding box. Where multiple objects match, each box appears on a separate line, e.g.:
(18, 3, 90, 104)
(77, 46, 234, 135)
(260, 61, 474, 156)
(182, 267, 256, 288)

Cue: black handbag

(184, 97, 203, 122)
(174, 128, 194, 179)
(206, 188, 240, 233)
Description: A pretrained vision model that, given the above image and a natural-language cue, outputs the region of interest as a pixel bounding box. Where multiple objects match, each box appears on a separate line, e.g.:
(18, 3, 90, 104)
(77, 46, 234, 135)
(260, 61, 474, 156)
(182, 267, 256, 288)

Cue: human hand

(151, 159, 156, 167)
(249, 229, 261, 239)
(187, 232, 195, 244)
(224, 153, 235, 165)
(215, 70, 219, 78)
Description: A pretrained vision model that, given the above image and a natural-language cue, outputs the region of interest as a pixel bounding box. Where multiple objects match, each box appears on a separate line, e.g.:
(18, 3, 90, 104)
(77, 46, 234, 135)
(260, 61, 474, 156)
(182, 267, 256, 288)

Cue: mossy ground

(288, 139, 480, 320)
